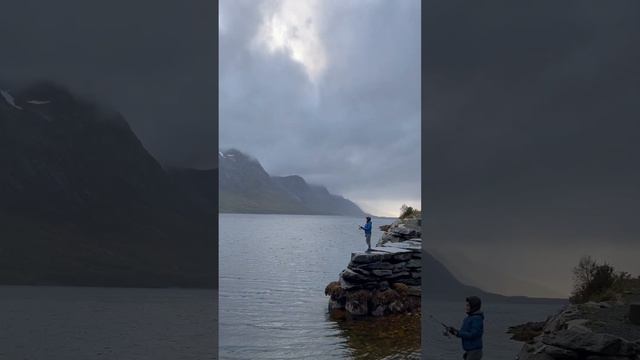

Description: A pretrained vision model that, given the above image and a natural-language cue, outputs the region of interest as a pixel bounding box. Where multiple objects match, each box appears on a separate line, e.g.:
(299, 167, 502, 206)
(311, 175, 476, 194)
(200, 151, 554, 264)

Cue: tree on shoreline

(399, 204, 421, 220)
(570, 256, 632, 303)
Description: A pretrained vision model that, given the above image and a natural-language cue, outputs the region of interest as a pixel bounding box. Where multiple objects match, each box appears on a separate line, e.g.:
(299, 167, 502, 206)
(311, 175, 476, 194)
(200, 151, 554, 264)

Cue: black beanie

(466, 296, 481, 314)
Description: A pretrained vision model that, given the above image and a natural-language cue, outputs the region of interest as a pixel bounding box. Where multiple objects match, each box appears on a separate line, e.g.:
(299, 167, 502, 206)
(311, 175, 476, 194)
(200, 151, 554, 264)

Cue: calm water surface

(0, 286, 216, 360)
(219, 213, 411, 360)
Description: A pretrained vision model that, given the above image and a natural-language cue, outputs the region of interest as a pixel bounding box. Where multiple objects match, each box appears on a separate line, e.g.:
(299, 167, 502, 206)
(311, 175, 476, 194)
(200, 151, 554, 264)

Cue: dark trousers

(463, 349, 482, 360)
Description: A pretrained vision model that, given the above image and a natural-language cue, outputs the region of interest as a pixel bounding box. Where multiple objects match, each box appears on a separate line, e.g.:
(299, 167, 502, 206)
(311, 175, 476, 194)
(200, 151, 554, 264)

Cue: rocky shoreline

(514, 301, 640, 359)
(325, 218, 422, 317)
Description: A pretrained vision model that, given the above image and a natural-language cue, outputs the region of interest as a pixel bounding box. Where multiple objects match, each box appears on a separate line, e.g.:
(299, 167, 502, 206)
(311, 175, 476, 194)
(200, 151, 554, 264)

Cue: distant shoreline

(219, 211, 397, 219)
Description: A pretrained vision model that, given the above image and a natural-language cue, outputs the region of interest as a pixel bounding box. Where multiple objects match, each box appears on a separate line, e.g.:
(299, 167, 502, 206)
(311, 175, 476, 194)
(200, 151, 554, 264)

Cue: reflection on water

(219, 214, 418, 359)
(328, 312, 421, 360)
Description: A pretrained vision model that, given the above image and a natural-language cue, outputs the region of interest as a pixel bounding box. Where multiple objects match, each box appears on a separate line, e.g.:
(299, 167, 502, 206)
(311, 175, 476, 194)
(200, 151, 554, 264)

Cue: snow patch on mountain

(27, 100, 51, 105)
(1, 89, 23, 110)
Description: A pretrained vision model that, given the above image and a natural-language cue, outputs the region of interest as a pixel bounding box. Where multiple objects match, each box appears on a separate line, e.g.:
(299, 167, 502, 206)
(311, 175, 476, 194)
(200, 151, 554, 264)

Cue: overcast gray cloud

(0, 0, 217, 169)
(0, 0, 419, 216)
(219, 0, 421, 216)
(423, 0, 640, 296)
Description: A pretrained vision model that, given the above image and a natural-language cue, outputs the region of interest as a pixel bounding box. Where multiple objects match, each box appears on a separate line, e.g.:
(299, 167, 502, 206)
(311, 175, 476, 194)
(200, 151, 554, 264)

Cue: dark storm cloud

(0, 0, 217, 169)
(423, 1, 640, 295)
(219, 0, 421, 216)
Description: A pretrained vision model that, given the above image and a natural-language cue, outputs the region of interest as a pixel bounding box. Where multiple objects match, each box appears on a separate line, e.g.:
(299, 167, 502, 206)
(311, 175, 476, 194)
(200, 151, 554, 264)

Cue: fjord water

(219, 213, 419, 360)
(220, 213, 564, 360)
(0, 286, 217, 360)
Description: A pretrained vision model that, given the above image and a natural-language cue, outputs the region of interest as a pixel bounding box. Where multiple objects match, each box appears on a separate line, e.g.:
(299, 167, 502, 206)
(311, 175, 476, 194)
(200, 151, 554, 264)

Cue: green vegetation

(570, 256, 640, 304)
(399, 204, 421, 220)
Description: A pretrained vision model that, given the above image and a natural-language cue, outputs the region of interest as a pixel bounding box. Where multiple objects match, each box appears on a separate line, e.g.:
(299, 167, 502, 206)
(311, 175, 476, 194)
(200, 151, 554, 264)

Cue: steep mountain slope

(0, 81, 216, 287)
(425, 245, 565, 298)
(218, 149, 308, 213)
(272, 175, 365, 216)
(218, 149, 365, 216)
(168, 168, 218, 216)
(423, 250, 565, 304)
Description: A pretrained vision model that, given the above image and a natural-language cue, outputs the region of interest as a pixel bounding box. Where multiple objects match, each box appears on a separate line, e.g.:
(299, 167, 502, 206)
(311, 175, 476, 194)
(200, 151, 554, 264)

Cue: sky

(219, 0, 421, 217)
(0, 0, 421, 218)
(423, 0, 640, 297)
(0, 0, 217, 169)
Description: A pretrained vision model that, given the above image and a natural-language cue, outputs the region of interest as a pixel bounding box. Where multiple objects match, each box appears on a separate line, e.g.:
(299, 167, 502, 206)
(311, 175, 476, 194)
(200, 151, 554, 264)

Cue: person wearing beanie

(447, 296, 484, 359)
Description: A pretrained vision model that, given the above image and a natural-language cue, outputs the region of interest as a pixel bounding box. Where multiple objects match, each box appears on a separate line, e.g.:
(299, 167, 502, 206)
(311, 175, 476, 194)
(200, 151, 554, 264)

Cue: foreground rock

(377, 218, 422, 247)
(326, 219, 421, 317)
(514, 302, 640, 360)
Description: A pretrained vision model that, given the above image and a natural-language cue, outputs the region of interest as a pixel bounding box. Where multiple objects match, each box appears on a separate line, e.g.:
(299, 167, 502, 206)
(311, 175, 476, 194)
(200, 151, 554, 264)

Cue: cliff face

(0, 82, 216, 288)
(325, 219, 422, 317)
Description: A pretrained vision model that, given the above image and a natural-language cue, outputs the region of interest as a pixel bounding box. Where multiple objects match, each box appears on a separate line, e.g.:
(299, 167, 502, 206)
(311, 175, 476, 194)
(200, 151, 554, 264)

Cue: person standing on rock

(447, 296, 484, 360)
(359, 217, 373, 252)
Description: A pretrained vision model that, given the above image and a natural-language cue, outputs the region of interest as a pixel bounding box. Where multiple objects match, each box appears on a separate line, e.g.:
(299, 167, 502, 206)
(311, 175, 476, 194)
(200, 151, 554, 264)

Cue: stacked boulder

(325, 220, 422, 317)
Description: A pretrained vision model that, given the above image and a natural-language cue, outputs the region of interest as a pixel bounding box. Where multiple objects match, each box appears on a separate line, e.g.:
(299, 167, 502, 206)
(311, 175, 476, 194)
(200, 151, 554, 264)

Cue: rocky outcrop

(326, 219, 422, 317)
(376, 218, 422, 246)
(515, 302, 640, 360)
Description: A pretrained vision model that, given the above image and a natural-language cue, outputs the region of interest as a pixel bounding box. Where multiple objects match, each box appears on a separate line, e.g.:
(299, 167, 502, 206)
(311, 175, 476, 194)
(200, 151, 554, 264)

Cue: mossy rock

(392, 283, 409, 297)
(371, 289, 401, 307)
(325, 281, 344, 299)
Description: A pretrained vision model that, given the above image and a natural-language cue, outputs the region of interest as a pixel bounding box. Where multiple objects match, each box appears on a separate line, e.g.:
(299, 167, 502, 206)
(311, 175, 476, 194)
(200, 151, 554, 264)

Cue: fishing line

(424, 312, 455, 338)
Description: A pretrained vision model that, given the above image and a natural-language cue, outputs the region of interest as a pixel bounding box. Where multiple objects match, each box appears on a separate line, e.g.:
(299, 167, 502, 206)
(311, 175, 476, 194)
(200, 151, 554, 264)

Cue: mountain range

(0, 79, 564, 300)
(219, 149, 366, 216)
(423, 249, 565, 303)
(0, 80, 217, 287)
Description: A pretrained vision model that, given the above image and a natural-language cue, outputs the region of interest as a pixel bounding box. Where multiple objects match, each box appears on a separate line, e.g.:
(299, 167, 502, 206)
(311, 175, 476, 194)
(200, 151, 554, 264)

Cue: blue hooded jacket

(457, 311, 484, 351)
(362, 221, 372, 234)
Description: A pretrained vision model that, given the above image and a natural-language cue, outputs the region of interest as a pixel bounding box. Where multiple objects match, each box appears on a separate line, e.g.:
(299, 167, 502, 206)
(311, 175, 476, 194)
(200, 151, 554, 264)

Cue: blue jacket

(362, 221, 372, 234)
(457, 311, 484, 351)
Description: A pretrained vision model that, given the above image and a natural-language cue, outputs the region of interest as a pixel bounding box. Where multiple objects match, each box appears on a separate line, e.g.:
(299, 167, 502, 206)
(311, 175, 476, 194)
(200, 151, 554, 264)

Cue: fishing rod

(425, 312, 456, 338)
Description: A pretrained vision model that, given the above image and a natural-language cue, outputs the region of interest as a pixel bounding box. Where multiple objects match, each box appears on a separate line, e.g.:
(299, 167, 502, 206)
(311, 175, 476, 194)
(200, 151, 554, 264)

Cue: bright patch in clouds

(252, 0, 327, 83)
(355, 199, 422, 218)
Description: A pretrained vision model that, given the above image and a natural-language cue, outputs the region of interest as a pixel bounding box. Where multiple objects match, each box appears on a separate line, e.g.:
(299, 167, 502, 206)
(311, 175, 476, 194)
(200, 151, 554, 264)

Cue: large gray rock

(371, 269, 393, 277)
(340, 268, 370, 283)
(517, 343, 555, 360)
(564, 319, 591, 332)
(357, 262, 394, 270)
(407, 286, 421, 296)
(351, 251, 394, 263)
(348, 266, 371, 276)
(392, 253, 414, 262)
(387, 271, 410, 279)
(393, 263, 408, 272)
(339, 277, 360, 290)
(542, 345, 579, 359)
(542, 330, 638, 356)
(402, 278, 421, 286)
